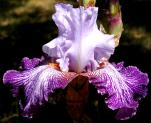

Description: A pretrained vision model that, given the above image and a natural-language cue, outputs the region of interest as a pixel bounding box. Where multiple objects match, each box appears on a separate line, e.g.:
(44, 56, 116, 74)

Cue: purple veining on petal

(83, 62, 149, 120)
(3, 70, 23, 97)
(42, 3, 115, 73)
(3, 65, 77, 118)
(21, 57, 42, 70)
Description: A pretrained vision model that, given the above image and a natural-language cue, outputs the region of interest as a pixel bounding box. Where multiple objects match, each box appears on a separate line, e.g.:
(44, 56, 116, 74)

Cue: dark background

(0, 0, 151, 123)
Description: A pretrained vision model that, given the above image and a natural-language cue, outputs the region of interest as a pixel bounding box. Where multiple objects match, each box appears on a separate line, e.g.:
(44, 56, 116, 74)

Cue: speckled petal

(21, 57, 42, 70)
(83, 62, 149, 120)
(3, 65, 77, 118)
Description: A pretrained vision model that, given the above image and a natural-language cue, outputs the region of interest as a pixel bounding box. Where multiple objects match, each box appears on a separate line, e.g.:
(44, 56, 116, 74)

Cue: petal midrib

(76, 7, 85, 73)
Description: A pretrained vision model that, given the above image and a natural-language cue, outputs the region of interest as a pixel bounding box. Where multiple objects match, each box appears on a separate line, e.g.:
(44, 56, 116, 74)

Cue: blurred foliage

(0, 0, 56, 40)
(122, 25, 151, 51)
(0, 0, 151, 123)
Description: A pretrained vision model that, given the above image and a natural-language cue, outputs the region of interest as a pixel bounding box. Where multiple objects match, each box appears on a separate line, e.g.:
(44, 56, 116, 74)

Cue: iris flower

(3, 3, 149, 120)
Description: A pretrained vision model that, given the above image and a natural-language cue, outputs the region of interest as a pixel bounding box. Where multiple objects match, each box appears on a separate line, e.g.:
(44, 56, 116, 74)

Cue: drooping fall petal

(83, 62, 149, 120)
(3, 64, 77, 117)
(42, 3, 115, 73)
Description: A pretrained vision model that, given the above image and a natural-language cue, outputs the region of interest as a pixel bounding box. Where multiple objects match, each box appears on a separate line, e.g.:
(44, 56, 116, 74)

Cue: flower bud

(77, 0, 96, 7)
(100, 0, 123, 47)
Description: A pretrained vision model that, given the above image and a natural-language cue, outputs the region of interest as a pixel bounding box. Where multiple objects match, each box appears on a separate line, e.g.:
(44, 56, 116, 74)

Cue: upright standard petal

(42, 3, 115, 73)
(83, 62, 149, 120)
(3, 65, 77, 118)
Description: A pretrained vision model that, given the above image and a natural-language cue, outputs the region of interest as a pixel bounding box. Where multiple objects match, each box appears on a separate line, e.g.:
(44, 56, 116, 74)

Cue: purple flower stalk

(3, 3, 149, 120)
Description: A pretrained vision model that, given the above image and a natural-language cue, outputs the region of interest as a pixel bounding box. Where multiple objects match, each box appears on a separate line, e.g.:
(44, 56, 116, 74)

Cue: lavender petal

(42, 3, 115, 73)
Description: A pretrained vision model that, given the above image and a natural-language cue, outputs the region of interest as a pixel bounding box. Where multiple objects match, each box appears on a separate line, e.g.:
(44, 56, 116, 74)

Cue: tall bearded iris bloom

(3, 3, 149, 120)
